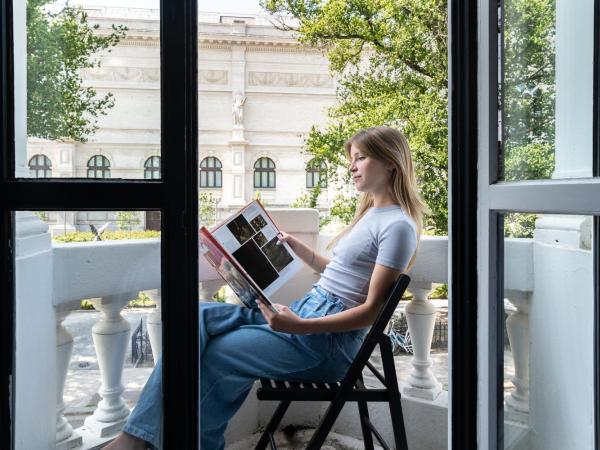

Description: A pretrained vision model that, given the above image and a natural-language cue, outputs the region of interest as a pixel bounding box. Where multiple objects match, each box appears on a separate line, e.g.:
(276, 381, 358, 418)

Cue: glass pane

(201, 171, 207, 187)
(208, 171, 214, 187)
(18, 3, 161, 179)
(13, 210, 161, 448)
(502, 0, 593, 180)
(216, 171, 221, 187)
(502, 212, 595, 449)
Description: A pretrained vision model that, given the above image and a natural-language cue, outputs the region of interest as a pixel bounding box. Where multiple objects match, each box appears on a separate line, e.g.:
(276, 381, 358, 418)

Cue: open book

(199, 200, 303, 313)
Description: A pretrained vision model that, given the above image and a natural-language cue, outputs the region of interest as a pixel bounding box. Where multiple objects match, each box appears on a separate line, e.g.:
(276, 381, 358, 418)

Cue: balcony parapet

(52, 239, 161, 307)
(19, 207, 538, 450)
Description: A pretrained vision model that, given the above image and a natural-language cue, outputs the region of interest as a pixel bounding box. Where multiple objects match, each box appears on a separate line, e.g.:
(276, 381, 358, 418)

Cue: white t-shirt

(316, 205, 417, 308)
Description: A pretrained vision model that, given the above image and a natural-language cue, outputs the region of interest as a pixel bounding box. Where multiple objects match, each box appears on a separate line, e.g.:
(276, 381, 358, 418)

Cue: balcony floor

(225, 428, 384, 450)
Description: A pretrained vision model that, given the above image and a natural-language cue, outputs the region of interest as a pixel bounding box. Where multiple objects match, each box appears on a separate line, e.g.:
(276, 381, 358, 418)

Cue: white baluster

(402, 282, 442, 400)
(55, 310, 82, 450)
(83, 293, 133, 437)
(145, 289, 162, 364)
(505, 294, 530, 419)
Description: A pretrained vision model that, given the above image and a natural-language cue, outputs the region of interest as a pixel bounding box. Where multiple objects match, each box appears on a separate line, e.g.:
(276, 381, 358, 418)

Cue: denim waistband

(310, 284, 350, 309)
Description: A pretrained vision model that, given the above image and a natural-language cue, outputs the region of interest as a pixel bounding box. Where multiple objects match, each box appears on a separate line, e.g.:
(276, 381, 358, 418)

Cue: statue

(232, 94, 246, 126)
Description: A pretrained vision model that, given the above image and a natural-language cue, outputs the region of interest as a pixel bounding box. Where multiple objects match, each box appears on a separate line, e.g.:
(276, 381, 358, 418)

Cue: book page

(211, 200, 303, 298)
(199, 227, 271, 309)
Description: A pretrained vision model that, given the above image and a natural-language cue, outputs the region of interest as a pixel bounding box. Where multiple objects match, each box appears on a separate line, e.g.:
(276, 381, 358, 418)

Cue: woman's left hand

(256, 300, 309, 334)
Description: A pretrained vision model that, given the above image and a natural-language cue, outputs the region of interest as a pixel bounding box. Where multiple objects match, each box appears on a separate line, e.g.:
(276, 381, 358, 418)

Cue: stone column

(504, 295, 530, 420)
(15, 213, 56, 448)
(84, 293, 134, 437)
(145, 289, 162, 364)
(402, 282, 442, 400)
(55, 310, 82, 450)
(228, 44, 248, 207)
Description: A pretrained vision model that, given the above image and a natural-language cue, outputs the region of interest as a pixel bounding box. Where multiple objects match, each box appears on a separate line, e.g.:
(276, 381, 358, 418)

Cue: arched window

(199, 156, 222, 188)
(306, 159, 327, 189)
(87, 155, 111, 179)
(28, 154, 52, 178)
(144, 156, 161, 179)
(254, 157, 276, 188)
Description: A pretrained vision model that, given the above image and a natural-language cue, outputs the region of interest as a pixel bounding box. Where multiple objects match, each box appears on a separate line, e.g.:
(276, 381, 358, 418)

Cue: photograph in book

(207, 200, 304, 300)
(199, 227, 276, 312)
(261, 236, 295, 272)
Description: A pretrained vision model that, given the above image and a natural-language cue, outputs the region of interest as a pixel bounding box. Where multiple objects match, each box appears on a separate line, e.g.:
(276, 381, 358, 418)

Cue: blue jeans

(122, 284, 368, 449)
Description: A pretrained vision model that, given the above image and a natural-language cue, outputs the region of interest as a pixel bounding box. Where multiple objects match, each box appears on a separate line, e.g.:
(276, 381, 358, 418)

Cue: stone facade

(27, 8, 338, 231)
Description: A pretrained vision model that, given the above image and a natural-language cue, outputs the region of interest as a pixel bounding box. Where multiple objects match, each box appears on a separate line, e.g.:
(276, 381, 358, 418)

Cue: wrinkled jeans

(122, 284, 368, 449)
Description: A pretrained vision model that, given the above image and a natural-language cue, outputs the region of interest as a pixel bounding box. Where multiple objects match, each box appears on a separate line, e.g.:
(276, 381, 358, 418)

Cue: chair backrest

(338, 274, 411, 385)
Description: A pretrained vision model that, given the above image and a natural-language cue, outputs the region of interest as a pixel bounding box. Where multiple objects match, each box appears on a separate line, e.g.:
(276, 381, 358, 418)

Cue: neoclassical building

(27, 8, 339, 233)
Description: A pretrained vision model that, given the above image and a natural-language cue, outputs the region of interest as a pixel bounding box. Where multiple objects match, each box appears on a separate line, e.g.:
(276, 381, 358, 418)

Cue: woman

(104, 126, 426, 450)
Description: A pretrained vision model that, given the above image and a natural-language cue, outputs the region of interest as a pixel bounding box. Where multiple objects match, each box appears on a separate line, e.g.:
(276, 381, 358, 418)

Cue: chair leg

(380, 338, 408, 450)
(305, 396, 348, 450)
(358, 400, 375, 450)
(254, 400, 291, 450)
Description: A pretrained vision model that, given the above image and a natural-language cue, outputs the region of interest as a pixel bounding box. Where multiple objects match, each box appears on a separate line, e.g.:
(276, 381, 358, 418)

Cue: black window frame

(87, 154, 111, 179)
(28, 154, 52, 178)
(449, 0, 478, 448)
(199, 156, 222, 188)
(0, 1, 199, 449)
(144, 155, 162, 180)
(253, 156, 276, 189)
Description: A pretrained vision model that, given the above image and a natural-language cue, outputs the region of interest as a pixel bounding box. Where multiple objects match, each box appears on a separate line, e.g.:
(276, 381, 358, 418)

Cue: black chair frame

(254, 274, 411, 450)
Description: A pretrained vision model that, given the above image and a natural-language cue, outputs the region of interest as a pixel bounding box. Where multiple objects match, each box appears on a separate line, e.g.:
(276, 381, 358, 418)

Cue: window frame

(87, 155, 111, 179)
(28, 154, 51, 178)
(0, 1, 199, 449)
(306, 159, 327, 189)
(253, 157, 276, 189)
(144, 155, 162, 180)
(199, 156, 222, 188)
(476, 1, 600, 448)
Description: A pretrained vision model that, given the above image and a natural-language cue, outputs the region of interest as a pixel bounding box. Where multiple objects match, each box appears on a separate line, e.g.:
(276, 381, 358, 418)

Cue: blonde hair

(327, 126, 428, 271)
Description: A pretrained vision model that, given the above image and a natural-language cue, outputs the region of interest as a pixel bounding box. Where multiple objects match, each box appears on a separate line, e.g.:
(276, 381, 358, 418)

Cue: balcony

(14, 208, 588, 450)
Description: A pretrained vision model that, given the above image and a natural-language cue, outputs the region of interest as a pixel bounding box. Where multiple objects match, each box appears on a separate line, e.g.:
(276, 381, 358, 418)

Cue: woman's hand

(256, 300, 309, 334)
(276, 231, 297, 250)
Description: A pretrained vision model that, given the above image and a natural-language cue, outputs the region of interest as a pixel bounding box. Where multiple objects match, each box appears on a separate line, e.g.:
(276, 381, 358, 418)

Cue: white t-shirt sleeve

(375, 219, 417, 271)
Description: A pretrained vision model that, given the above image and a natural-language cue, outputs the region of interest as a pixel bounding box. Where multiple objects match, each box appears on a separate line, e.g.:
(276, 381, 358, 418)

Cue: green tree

(262, 0, 449, 233)
(199, 192, 220, 228)
(27, 0, 127, 142)
(503, 0, 555, 156)
(262, 0, 555, 237)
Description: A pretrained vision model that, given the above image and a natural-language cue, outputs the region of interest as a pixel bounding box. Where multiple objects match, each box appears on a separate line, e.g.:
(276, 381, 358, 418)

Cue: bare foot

(102, 432, 148, 450)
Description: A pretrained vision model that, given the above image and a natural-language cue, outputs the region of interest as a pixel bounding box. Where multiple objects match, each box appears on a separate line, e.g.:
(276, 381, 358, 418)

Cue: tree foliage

(263, 0, 448, 233)
(27, 0, 126, 142)
(264, 0, 555, 237)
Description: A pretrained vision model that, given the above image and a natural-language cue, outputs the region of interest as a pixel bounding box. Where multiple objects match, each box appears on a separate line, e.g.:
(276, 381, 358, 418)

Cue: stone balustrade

(14, 209, 538, 450)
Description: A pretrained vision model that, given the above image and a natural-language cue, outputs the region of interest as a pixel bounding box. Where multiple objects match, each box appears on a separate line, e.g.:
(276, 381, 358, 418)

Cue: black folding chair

(254, 274, 411, 450)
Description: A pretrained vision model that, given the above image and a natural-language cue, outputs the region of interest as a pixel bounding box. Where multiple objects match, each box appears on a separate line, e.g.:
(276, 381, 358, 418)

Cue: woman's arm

(278, 231, 330, 274)
(257, 263, 402, 334)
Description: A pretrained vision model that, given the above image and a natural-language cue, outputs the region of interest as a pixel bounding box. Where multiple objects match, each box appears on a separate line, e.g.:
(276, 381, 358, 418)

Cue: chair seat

(254, 275, 410, 450)
(257, 378, 389, 402)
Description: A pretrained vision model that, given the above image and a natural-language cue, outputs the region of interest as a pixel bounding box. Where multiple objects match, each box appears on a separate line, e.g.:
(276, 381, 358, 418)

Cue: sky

(64, 0, 264, 14)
